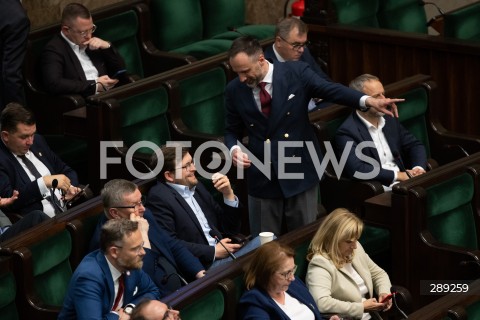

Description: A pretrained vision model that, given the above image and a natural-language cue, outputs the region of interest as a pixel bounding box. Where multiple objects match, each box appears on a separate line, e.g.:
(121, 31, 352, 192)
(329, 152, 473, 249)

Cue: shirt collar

(167, 182, 196, 197)
(261, 60, 274, 84)
(60, 31, 82, 52)
(272, 44, 286, 62)
(356, 110, 385, 130)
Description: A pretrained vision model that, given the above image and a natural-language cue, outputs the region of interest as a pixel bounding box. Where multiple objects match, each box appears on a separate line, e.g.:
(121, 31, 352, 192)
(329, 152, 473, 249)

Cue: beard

(118, 255, 144, 271)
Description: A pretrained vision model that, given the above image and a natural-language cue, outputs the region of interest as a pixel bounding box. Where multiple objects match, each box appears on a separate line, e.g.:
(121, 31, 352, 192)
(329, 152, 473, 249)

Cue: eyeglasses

(176, 160, 195, 172)
(114, 241, 145, 255)
(278, 265, 297, 280)
(111, 195, 146, 210)
(279, 36, 310, 51)
(66, 24, 97, 36)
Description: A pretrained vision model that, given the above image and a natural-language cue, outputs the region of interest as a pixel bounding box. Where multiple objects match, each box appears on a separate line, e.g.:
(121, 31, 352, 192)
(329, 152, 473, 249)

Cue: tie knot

(258, 82, 267, 90)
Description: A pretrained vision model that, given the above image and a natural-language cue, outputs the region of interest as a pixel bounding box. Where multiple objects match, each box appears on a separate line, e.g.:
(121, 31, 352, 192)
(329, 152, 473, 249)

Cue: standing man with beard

(335, 74, 427, 189)
(224, 37, 404, 236)
(58, 219, 160, 320)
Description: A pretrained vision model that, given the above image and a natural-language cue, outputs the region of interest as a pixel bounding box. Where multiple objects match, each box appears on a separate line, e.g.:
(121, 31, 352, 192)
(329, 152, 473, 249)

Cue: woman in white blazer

(306, 209, 392, 320)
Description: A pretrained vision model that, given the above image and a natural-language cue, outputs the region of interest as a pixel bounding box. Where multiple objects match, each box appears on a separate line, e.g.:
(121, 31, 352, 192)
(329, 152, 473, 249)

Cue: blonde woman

(306, 209, 392, 320)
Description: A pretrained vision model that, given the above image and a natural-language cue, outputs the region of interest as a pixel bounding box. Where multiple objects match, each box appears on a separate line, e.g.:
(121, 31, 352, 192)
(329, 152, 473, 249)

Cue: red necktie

(258, 82, 271, 116)
(112, 273, 124, 311)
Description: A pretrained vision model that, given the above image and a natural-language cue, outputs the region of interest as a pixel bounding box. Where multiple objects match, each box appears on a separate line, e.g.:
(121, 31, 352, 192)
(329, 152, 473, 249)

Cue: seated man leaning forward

(146, 145, 260, 269)
(335, 74, 427, 190)
(89, 179, 206, 297)
(58, 219, 160, 320)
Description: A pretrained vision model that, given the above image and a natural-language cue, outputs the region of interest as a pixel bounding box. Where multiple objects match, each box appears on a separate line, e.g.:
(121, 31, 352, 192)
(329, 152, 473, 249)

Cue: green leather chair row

(149, 0, 275, 59)
(443, 2, 480, 41)
(0, 256, 18, 320)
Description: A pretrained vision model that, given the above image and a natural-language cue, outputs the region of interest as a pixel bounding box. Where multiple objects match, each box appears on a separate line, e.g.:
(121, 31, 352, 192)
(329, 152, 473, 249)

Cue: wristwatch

(123, 304, 135, 315)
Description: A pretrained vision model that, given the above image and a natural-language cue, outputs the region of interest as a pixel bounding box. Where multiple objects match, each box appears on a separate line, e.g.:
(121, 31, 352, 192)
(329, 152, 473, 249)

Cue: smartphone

(111, 69, 126, 79)
(65, 184, 90, 207)
(380, 293, 393, 303)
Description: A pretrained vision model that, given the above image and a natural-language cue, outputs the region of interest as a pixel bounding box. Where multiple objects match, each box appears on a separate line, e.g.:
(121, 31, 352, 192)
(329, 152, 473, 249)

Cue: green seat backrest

(294, 241, 309, 281)
(150, 0, 204, 51)
(0, 259, 18, 320)
(30, 229, 73, 306)
(331, 0, 380, 27)
(467, 301, 480, 319)
(327, 114, 350, 141)
(201, 0, 244, 38)
(397, 87, 431, 158)
(119, 87, 171, 155)
(180, 288, 225, 320)
(378, 0, 428, 33)
(178, 67, 226, 136)
(425, 172, 478, 249)
(444, 3, 480, 41)
(360, 225, 390, 257)
(95, 10, 144, 78)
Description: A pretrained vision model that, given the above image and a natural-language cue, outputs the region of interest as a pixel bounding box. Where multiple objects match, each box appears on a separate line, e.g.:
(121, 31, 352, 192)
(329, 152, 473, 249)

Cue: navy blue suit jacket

(238, 278, 323, 320)
(335, 111, 427, 186)
(264, 45, 331, 82)
(40, 33, 127, 97)
(89, 210, 204, 296)
(146, 181, 241, 267)
(0, 134, 78, 215)
(224, 61, 364, 198)
(58, 250, 160, 320)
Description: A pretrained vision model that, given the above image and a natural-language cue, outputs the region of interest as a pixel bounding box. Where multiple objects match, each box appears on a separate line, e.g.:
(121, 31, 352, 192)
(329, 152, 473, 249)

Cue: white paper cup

(259, 232, 274, 245)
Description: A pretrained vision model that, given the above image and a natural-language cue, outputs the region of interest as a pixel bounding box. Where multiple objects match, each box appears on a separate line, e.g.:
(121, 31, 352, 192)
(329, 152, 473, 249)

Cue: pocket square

(288, 94, 295, 100)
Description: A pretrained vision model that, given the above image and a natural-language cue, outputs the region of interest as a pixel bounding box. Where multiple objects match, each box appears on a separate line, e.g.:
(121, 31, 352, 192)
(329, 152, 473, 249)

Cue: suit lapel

(30, 143, 55, 174)
(96, 252, 116, 307)
(60, 35, 88, 81)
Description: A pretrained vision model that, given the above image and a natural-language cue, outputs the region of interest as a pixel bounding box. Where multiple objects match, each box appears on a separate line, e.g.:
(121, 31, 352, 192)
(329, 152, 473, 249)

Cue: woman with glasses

(238, 241, 340, 319)
(306, 209, 392, 320)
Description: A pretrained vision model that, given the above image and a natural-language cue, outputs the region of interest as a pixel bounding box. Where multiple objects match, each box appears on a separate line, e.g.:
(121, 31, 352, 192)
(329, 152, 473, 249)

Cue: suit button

(266, 139, 270, 143)
(250, 123, 254, 127)
(286, 112, 290, 116)
(284, 133, 289, 138)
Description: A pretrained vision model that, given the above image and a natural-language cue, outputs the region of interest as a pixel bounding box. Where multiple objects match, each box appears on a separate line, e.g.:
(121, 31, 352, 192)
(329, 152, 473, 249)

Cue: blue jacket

(89, 209, 204, 296)
(224, 61, 364, 198)
(146, 180, 241, 267)
(335, 111, 427, 186)
(58, 250, 159, 320)
(238, 278, 323, 319)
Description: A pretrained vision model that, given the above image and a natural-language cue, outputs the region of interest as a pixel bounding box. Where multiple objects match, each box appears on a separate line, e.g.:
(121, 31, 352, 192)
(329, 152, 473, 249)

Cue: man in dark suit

(0, 103, 81, 216)
(263, 17, 330, 111)
(225, 37, 403, 236)
(40, 3, 127, 97)
(90, 179, 206, 297)
(0, 0, 30, 108)
(146, 145, 250, 268)
(335, 74, 427, 188)
(59, 219, 160, 319)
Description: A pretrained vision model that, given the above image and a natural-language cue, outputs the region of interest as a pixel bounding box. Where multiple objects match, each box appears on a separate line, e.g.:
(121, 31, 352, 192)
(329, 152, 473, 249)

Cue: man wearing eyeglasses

(59, 219, 161, 320)
(264, 17, 331, 111)
(90, 179, 206, 297)
(40, 2, 127, 97)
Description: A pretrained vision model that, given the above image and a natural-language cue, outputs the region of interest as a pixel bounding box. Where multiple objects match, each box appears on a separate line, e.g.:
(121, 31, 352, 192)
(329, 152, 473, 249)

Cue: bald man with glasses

(41, 2, 127, 97)
(89, 179, 206, 297)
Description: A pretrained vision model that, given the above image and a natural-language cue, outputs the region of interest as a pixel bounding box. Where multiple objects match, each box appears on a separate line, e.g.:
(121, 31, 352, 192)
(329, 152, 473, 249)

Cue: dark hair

(100, 219, 139, 253)
(244, 241, 295, 290)
(61, 3, 91, 25)
(152, 144, 189, 182)
(228, 36, 263, 60)
(0, 103, 36, 133)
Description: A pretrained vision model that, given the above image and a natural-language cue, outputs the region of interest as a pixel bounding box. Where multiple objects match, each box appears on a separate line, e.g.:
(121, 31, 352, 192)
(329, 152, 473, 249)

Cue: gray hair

(349, 74, 379, 92)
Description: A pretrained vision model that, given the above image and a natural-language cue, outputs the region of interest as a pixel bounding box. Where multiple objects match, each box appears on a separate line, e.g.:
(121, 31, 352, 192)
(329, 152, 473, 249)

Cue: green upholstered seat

(150, 0, 233, 59)
(180, 289, 225, 320)
(331, 0, 380, 27)
(378, 0, 428, 33)
(294, 240, 310, 281)
(29, 228, 73, 306)
(95, 10, 144, 78)
(201, 0, 274, 40)
(0, 257, 18, 320)
(425, 172, 477, 249)
(397, 86, 431, 158)
(466, 301, 480, 319)
(444, 3, 480, 41)
(178, 67, 226, 136)
(118, 87, 171, 155)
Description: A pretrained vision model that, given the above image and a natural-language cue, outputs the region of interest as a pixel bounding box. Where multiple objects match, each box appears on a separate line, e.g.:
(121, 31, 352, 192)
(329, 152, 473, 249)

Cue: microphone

(391, 287, 408, 319)
(209, 230, 237, 260)
(161, 273, 188, 286)
(393, 151, 413, 179)
(51, 179, 58, 189)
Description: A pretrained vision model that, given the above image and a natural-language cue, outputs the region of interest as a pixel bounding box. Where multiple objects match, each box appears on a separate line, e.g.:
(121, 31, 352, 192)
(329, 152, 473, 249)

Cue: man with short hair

(90, 179, 206, 296)
(41, 2, 127, 96)
(335, 74, 427, 188)
(131, 300, 180, 320)
(0, 103, 81, 216)
(225, 36, 403, 236)
(59, 219, 160, 319)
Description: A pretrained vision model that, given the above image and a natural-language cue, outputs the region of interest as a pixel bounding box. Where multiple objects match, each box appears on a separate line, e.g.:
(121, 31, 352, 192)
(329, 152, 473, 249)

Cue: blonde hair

(307, 208, 363, 268)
